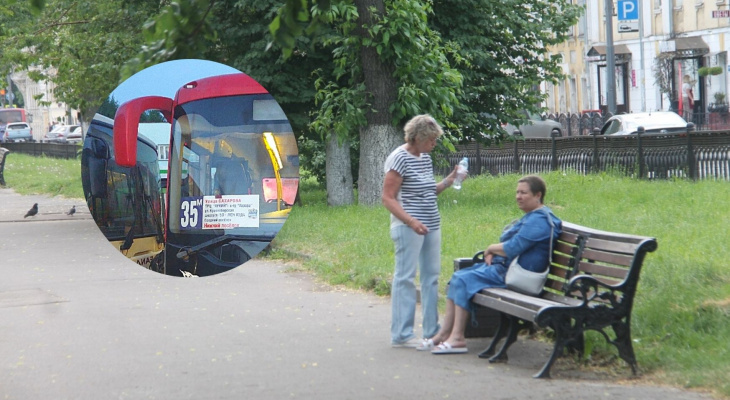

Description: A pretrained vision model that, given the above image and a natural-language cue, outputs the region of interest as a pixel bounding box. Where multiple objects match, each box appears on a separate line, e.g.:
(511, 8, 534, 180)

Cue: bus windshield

(167, 93, 298, 241)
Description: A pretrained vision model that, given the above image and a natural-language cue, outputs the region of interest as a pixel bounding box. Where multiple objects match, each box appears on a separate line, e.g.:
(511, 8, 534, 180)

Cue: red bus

(113, 73, 299, 277)
(0, 108, 27, 131)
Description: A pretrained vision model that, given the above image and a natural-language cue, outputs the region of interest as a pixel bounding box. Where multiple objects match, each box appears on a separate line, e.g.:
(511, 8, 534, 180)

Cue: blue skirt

(447, 262, 508, 311)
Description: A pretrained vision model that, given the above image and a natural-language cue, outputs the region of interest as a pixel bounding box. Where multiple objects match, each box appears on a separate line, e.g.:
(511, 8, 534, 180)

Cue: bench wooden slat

(551, 253, 573, 269)
(548, 266, 570, 280)
(562, 221, 650, 245)
(481, 288, 559, 308)
(557, 231, 581, 245)
(576, 260, 630, 281)
(580, 247, 634, 267)
(583, 236, 641, 255)
(473, 293, 543, 322)
(544, 280, 564, 292)
(554, 241, 578, 256)
(541, 291, 583, 306)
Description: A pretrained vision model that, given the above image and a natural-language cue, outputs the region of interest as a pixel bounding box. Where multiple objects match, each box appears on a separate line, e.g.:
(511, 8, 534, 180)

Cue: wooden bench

(0, 147, 9, 186)
(454, 221, 657, 378)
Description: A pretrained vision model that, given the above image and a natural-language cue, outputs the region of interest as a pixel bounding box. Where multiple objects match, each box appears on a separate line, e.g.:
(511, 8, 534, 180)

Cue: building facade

(9, 68, 78, 141)
(546, 0, 730, 119)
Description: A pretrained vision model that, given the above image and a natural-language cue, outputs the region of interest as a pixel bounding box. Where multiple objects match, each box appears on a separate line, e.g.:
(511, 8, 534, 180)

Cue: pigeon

(24, 203, 38, 218)
(66, 205, 76, 216)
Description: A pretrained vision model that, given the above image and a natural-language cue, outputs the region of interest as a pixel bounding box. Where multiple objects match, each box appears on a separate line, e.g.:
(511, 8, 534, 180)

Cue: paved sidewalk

(0, 188, 718, 400)
(0, 187, 90, 222)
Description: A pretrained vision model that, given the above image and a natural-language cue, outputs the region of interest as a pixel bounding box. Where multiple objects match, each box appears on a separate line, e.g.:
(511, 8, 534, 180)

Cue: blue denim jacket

(499, 207, 562, 272)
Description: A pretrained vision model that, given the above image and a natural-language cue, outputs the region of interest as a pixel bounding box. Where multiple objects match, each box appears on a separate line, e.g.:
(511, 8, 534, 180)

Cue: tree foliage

(0, 0, 160, 121)
(7, 0, 584, 202)
(120, 0, 218, 80)
(430, 0, 583, 139)
(309, 1, 463, 142)
(120, 0, 348, 185)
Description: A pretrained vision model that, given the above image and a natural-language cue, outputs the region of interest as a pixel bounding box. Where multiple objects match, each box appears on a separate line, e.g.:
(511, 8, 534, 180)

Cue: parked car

(43, 124, 80, 143)
(2, 122, 33, 143)
(504, 111, 562, 138)
(66, 125, 84, 143)
(598, 111, 692, 136)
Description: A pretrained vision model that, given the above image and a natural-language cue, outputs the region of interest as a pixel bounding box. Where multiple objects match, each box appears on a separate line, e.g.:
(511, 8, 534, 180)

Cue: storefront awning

(585, 45, 632, 63)
(587, 45, 631, 56)
(662, 36, 709, 58)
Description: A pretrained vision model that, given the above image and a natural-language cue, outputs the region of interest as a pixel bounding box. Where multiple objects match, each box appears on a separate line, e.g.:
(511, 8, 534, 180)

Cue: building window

(570, 77, 578, 113)
(578, 0, 586, 36)
(581, 77, 590, 110)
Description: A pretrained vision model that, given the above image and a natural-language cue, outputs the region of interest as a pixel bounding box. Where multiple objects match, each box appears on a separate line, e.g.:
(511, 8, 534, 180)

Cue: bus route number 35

(180, 197, 203, 229)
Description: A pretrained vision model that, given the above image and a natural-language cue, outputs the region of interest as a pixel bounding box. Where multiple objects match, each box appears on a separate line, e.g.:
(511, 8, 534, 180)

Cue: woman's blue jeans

(390, 224, 441, 344)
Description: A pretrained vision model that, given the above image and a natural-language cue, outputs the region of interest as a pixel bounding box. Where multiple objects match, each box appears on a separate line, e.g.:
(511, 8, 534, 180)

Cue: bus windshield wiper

(175, 234, 272, 260)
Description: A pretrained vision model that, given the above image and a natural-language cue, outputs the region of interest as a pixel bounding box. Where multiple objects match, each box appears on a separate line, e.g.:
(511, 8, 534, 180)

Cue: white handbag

(504, 208, 555, 296)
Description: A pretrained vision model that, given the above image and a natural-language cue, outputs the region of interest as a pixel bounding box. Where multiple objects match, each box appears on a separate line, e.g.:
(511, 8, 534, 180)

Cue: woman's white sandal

(416, 338, 436, 351)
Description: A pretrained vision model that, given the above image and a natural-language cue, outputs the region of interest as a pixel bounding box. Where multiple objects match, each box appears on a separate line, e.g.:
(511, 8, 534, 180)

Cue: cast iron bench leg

(478, 311, 510, 359)
(612, 320, 639, 375)
(488, 315, 528, 363)
(533, 316, 574, 379)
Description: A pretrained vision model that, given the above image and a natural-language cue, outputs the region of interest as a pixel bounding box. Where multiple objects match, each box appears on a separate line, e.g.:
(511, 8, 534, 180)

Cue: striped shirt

(383, 145, 440, 231)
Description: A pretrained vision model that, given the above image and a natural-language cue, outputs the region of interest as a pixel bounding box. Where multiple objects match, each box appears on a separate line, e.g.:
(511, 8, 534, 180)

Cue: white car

(43, 124, 81, 143)
(599, 112, 692, 136)
(66, 125, 84, 143)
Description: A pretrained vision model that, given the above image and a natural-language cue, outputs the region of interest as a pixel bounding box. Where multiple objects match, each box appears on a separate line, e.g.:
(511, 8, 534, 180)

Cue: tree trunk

(355, 0, 401, 206)
(325, 134, 354, 206)
(358, 125, 400, 205)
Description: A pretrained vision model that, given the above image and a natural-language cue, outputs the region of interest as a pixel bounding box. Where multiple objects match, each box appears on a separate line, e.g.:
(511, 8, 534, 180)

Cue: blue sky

(109, 59, 240, 105)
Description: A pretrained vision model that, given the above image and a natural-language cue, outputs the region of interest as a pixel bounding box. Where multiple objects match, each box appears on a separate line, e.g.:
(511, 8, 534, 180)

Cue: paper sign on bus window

(202, 195, 260, 229)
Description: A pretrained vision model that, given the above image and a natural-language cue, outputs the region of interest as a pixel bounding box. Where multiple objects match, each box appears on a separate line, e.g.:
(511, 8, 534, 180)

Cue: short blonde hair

(404, 114, 443, 143)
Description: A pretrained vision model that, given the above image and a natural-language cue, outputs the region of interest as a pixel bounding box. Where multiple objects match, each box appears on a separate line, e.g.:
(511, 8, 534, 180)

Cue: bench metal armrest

(566, 274, 626, 308)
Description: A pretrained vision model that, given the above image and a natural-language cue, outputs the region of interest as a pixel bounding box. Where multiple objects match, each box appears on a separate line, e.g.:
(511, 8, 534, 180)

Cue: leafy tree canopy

(273, 0, 583, 141)
(1, 0, 161, 121)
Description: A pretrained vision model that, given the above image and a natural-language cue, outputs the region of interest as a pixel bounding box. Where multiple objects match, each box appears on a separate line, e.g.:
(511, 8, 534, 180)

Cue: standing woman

(382, 114, 460, 347)
(682, 74, 695, 122)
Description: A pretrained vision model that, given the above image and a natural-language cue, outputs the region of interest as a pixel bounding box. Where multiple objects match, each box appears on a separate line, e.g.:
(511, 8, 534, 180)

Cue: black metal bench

(0, 147, 9, 186)
(454, 221, 658, 378)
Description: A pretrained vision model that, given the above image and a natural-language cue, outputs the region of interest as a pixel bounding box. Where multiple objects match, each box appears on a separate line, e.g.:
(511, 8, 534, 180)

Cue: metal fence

(0, 142, 80, 159)
(546, 111, 608, 137)
(437, 130, 730, 181)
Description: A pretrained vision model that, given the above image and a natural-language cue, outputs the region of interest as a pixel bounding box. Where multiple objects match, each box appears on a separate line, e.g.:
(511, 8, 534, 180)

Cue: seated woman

(421, 175, 562, 354)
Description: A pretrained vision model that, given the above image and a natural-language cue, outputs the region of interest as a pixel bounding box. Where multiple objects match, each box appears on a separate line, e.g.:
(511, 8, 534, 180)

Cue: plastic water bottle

(453, 157, 468, 190)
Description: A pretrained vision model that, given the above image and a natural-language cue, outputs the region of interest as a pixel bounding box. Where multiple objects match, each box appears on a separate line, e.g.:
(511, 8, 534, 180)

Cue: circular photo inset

(80, 60, 299, 277)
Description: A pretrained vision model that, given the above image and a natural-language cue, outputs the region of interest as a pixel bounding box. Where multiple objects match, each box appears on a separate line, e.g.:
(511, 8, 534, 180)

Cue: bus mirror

(93, 138, 110, 160)
(114, 96, 173, 167)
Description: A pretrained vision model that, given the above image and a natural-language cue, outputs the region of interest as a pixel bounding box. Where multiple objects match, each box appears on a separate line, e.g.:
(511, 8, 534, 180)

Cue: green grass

(2, 153, 84, 199)
(273, 171, 730, 397)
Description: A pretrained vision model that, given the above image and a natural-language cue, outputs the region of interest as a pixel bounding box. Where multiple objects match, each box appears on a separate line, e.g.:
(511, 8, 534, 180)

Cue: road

(0, 187, 717, 400)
